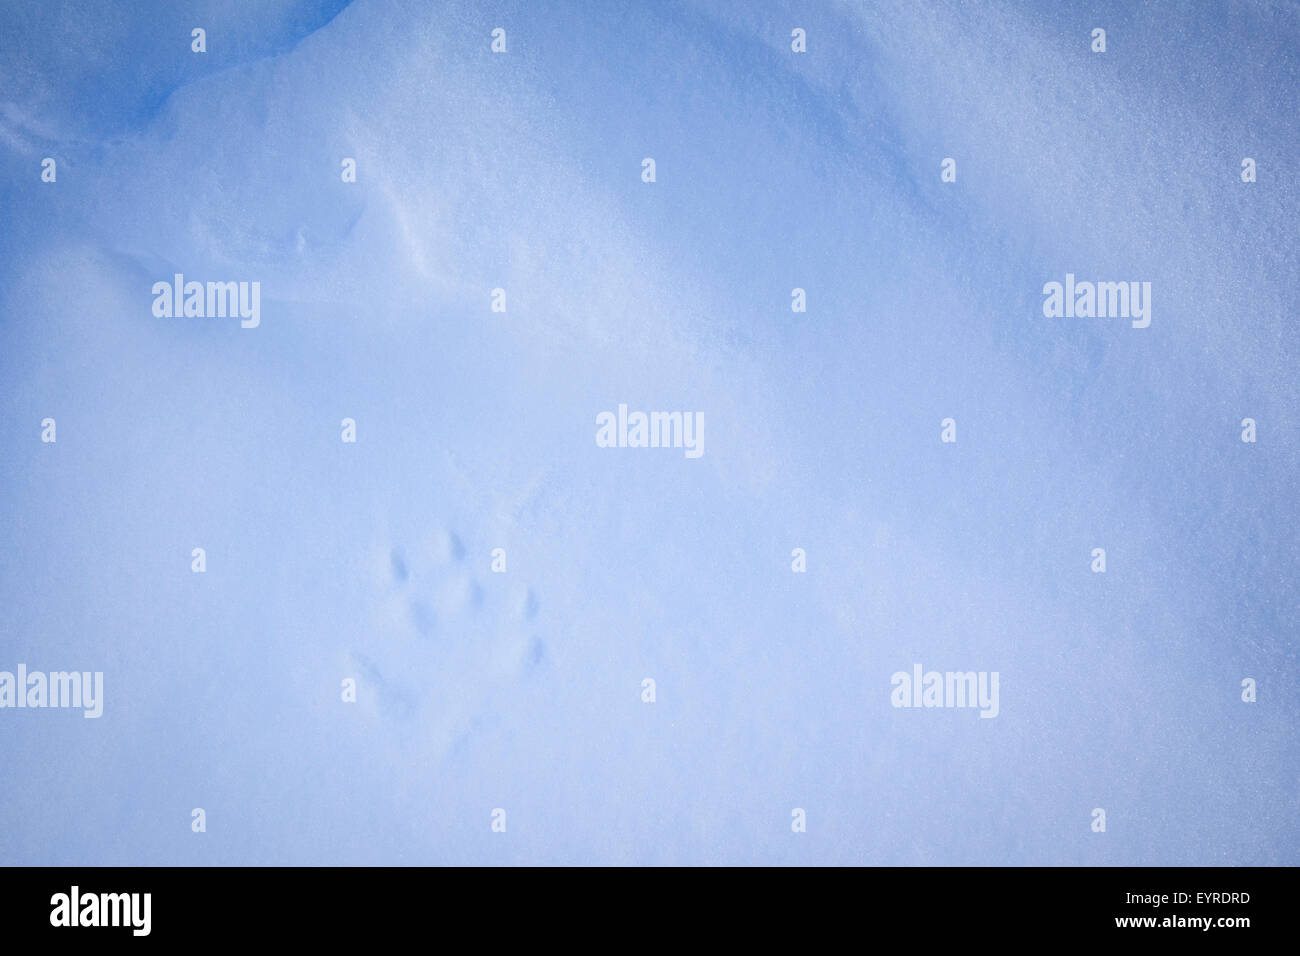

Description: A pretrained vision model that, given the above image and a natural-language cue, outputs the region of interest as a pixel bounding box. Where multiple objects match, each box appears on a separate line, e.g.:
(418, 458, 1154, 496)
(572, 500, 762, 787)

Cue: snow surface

(0, 0, 1296, 864)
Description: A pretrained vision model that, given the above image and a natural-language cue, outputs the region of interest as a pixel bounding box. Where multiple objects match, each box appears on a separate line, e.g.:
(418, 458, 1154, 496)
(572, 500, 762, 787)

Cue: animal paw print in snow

(348, 528, 545, 749)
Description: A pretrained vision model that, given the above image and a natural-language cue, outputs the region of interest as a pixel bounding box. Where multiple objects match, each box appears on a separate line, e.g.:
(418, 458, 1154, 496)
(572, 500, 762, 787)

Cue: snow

(0, 0, 1295, 864)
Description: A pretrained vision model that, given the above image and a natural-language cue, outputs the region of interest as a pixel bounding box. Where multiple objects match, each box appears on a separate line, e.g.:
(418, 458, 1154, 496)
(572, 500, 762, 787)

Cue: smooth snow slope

(0, 0, 1296, 864)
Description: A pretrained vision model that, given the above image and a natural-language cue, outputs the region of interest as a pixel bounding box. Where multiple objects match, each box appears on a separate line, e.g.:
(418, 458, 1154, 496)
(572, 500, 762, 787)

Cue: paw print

(346, 527, 546, 756)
